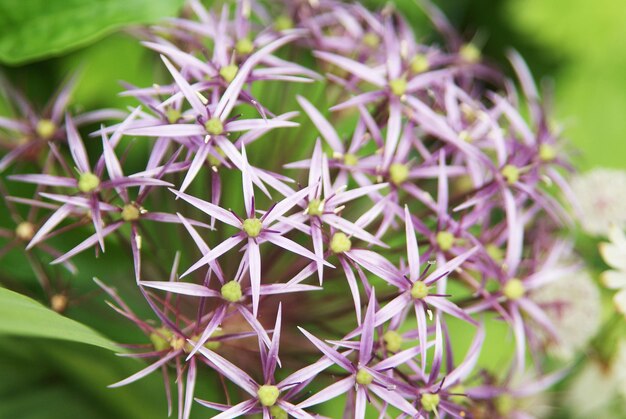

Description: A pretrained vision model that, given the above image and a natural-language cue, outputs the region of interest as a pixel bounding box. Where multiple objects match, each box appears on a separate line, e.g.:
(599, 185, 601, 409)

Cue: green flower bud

(235, 38, 254, 55)
(330, 232, 351, 253)
(242, 218, 263, 238)
(383, 330, 403, 352)
(501, 164, 520, 185)
(219, 64, 238, 83)
(15, 221, 35, 241)
(389, 77, 407, 96)
(410, 54, 430, 74)
(257, 385, 280, 407)
(503, 278, 525, 300)
(78, 172, 100, 193)
(460, 43, 481, 63)
(36, 119, 56, 140)
(307, 199, 325, 216)
(274, 15, 293, 31)
(356, 368, 373, 385)
(411, 281, 429, 299)
(389, 163, 409, 185)
(539, 144, 557, 162)
(121, 204, 141, 221)
(205, 118, 224, 136)
(436, 231, 455, 251)
(221, 280, 243, 303)
(343, 153, 358, 166)
(421, 393, 440, 412)
(150, 327, 174, 351)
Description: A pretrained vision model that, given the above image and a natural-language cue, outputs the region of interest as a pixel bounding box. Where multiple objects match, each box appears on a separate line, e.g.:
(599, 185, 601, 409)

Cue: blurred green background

(1, 0, 625, 418)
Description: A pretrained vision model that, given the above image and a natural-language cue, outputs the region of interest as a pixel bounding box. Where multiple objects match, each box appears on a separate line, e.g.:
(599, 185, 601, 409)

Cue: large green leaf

(0, 287, 119, 351)
(0, 0, 185, 65)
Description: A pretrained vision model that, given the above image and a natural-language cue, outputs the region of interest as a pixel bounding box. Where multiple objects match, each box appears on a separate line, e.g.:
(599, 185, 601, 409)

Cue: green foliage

(0, 0, 185, 64)
(0, 287, 120, 351)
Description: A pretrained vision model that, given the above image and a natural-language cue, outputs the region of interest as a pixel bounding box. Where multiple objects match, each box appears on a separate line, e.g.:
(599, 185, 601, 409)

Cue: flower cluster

(0, 0, 586, 418)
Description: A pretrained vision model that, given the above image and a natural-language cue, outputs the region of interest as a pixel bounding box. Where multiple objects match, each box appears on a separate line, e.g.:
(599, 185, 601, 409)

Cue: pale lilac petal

(263, 186, 310, 225)
(179, 142, 211, 194)
(248, 239, 261, 316)
(426, 297, 477, 325)
(369, 383, 418, 416)
(50, 221, 124, 264)
(169, 188, 241, 227)
(27, 204, 74, 249)
(264, 304, 282, 380)
(161, 55, 207, 116)
(359, 290, 377, 366)
(211, 399, 258, 419)
(125, 123, 205, 137)
(139, 281, 220, 298)
(225, 118, 298, 132)
(9, 174, 77, 188)
(297, 376, 355, 409)
(109, 351, 179, 388)
(65, 114, 90, 173)
(313, 51, 385, 86)
(182, 235, 243, 277)
(382, 100, 402, 169)
(196, 346, 257, 396)
(298, 327, 354, 372)
(265, 234, 330, 267)
(355, 387, 367, 419)
(404, 206, 420, 283)
(297, 95, 344, 153)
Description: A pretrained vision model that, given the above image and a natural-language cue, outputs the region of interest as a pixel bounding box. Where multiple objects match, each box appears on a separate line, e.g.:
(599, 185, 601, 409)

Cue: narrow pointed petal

(161, 55, 206, 117)
(297, 96, 344, 153)
(359, 290, 377, 366)
(297, 376, 355, 409)
(196, 346, 257, 396)
(169, 188, 241, 228)
(109, 351, 178, 388)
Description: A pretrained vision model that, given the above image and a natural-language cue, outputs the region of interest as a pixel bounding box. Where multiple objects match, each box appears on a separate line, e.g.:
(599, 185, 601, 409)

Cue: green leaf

(0, 287, 120, 351)
(0, 0, 185, 65)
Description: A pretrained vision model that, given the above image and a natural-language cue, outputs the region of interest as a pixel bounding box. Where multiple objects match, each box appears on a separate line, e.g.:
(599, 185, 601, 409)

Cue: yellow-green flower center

(15, 221, 35, 241)
(205, 118, 224, 136)
(411, 54, 430, 74)
(436, 231, 455, 251)
(421, 393, 440, 412)
(121, 204, 141, 221)
(343, 153, 358, 166)
(356, 368, 373, 385)
(274, 15, 293, 31)
(460, 43, 481, 63)
(219, 64, 239, 83)
(503, 278, 525, 300)
(501, 164, 520, 185)
(235, 38, 254, 55)
(389, 78, 408, 96)
(383, 330, 403, 352)
(539, 144, 557, 162)
(36, 119, 56, 140)
(330, 232, 351, 254)
(150, 327, 174, 351)
(221, 280, 243, 303)
(363, 32, 380, 48)
(257, 385, 280, 407)
(307, 199, 325, 216)
(486, 244, 504, 262)
(78, 172, 100, 193)
(242, 218, 263, 238)
(166, 108, 181, 124)
(269, 405, 288, 419)
(411, 281, 429, 299)
(389, 162, 409, 185)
